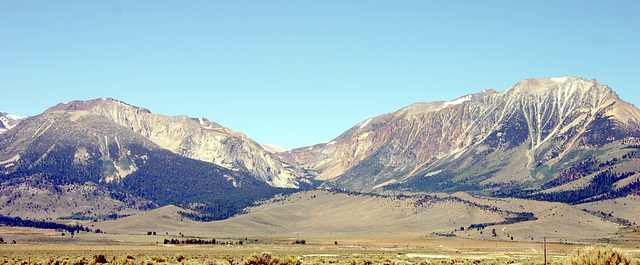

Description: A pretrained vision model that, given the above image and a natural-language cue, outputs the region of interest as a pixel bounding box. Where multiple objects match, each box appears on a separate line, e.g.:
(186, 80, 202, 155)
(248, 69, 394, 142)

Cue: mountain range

(281, 76, 640, 200)
(1, 76, 639, 222)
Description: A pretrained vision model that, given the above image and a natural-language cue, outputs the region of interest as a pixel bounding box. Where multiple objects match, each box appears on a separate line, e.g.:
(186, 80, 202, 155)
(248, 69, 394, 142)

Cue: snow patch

(552, 77, 568, 82)
(260, 143, 290, 153)
(215, 135, 222, 140)
(359, 119, 372, 129)
(0, 114, 26, 131)
(197, 118, 218, 129)
(326, 141, 336, 145)
(7, 114, 27, 120)
(0, 117, 11, 129)
(442, 95, 472, 108)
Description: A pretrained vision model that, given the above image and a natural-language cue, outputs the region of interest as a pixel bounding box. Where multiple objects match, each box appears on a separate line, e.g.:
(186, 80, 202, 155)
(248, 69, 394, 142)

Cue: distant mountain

(44, 98, 311, 188)
(279, 76, 640, 203)
(0, 111, 27, 134)
(0, 102, 294, 219)
(2, 75, 639, 222)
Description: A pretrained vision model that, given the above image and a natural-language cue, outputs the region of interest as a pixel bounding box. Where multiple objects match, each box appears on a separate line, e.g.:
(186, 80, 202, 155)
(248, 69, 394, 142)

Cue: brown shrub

(566, 246, 638, 265)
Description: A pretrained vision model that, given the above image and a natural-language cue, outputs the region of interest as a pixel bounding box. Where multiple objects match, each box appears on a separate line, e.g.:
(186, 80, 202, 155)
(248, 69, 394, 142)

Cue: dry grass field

(579, 195, 640, 225)
(1, 239, 639, 265)
(90, 190, 637, 244)
(1, 223, 639, 264)
(436, 192, 629, 244)
(2, 191, 640, 264)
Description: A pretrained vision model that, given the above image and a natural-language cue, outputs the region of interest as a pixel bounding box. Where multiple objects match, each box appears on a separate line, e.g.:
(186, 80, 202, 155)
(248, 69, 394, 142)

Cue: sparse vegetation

(431, 232, 456, 237)
(452, 165, 483, 183)
(566, 246, 638, 265)
(468, 212, 537, 229)
(524, 170, 638, 204)
(2, 245, 635, 265)
(94, 254, 108, 263)
(581, 209, 638, 227)
(164, 238, 217, 245)
(60, 212, 132, 221)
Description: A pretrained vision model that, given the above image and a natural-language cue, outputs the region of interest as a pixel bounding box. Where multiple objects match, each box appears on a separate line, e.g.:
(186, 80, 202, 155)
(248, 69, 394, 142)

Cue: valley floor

(2, 191, 640, 264)
(83, 191, 640, 245)
(1, 226, 639, 265)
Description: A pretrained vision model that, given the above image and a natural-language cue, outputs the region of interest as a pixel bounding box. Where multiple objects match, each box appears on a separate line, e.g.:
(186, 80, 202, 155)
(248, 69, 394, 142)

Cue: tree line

(163, 238, 242, 245)
(0, 214, 91, 234)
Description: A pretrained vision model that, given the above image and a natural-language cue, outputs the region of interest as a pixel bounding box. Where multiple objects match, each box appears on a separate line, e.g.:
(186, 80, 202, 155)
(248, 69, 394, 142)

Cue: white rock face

(49, 98, 304, 188)
(0, 111, 27, 134)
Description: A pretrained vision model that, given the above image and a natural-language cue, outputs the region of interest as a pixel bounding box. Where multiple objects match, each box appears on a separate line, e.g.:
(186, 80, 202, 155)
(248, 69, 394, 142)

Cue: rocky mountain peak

(45, 98, 151, 114)
(508, 76, 613, 96)
(34, 98, 308, 188)
(396, 89, 497, 119)
(279, 76, 640, 193)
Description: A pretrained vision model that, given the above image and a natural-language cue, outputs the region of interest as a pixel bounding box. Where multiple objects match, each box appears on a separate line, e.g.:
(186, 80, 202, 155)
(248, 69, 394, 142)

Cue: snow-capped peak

(260, 143, 291, 153)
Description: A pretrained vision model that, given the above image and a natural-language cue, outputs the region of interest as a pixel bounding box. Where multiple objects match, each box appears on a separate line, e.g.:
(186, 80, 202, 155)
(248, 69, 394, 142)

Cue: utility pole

(544, 237, 547, 265)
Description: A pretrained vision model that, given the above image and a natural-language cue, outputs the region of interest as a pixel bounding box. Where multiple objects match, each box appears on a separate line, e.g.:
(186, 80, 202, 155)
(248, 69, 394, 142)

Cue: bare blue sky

(1, 1, 639, 148)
